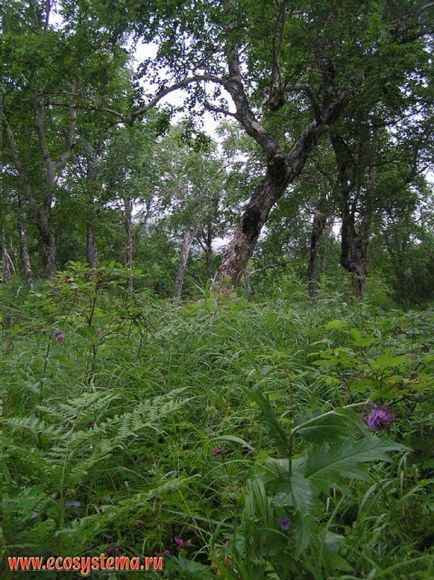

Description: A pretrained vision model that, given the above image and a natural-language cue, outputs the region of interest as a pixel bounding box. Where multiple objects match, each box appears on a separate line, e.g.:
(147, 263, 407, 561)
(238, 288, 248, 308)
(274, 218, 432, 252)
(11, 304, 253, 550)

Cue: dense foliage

(1, 266, 434, 577)
(1, 1, 433, 578)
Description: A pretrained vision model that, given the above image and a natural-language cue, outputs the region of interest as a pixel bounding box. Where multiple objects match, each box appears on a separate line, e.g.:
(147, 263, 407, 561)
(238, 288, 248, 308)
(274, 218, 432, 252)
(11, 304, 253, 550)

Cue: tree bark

(308, 207, 328, 298)
(174, 225, 197, 304)
(341, 210, 369, 298)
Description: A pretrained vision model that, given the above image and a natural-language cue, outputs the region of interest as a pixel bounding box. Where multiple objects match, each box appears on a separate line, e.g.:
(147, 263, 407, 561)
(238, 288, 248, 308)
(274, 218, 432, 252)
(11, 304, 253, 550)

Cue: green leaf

(304, 437, 408, 493)
(350, 328, 376, 347)
(371, 352, 407, 370)
(326, 320, 348, 331)
(296, 409, 367, 444)
(248, 389, 291, 455)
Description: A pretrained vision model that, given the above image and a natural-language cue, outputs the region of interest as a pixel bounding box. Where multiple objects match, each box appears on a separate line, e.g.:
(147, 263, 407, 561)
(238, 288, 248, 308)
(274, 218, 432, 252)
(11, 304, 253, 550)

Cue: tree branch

(129, 74, 229, 123)
(204, 100, 236, 118)
(224, 41, 282, 160)
(56, 90, 77, 170)
(35, 96, 57, 185)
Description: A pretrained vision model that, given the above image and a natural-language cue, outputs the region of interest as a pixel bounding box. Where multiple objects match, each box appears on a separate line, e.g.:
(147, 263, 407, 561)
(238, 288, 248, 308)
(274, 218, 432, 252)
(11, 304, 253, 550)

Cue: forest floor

(2, 271, 433, 578)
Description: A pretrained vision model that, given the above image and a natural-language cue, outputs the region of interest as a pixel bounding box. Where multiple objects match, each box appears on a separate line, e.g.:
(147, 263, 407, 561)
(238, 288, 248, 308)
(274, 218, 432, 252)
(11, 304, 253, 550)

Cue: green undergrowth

(1, 264, 433, 578)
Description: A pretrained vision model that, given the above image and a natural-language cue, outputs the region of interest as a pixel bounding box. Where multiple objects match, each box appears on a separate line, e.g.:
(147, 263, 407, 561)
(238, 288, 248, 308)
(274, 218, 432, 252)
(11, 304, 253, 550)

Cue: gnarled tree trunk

(211, 93, 348, 289)
(341, 210, 369, 298)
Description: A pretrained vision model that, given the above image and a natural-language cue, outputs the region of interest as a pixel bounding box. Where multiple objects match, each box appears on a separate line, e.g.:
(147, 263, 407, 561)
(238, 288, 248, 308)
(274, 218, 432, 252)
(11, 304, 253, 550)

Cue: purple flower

(64, 500, 81, 508)
(157, 550, 170, 557)
(55, 330, 65, 343)
(365, 405, 395, 430)
(174, 537, 192, 550)
(211, 448, 224, 458)
(277, 517, 291, 532)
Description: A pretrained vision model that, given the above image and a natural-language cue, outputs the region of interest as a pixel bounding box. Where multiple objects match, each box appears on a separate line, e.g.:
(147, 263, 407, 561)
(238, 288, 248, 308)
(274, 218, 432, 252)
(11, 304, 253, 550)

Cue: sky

(132, 40, 224, 139)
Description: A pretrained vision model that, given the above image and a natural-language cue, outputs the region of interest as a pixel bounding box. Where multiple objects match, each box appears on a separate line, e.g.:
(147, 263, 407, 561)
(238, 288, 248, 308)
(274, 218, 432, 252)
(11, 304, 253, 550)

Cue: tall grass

(1, 266, 433, 578)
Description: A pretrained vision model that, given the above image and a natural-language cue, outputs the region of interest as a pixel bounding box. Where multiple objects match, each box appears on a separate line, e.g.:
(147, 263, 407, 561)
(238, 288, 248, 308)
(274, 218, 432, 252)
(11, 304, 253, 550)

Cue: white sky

(132, 40, 225, 138)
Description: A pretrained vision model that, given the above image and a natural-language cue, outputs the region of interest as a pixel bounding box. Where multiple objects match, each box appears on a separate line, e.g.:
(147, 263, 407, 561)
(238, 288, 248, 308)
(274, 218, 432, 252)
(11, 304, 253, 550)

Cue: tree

(100, 0, 433, 288)
(1, 0, 129, 277)
(150, 125, 228, 302)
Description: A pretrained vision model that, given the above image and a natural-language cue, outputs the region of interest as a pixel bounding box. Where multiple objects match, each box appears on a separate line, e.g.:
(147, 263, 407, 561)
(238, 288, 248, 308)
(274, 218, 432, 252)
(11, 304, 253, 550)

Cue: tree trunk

(205, 224, 213, 278)
(2, 234, 11, 284)
(86, 222, 98, 269)
(340, 210, 369, 299)
(321, 218, 333, 275)
(125, 197, 133, 290)
(213, 166, 289, 289)
(174, 225, 197, 304)
(307, 208, 327, 298)
(212, 105, 344, 290)
(17, 201, 34, 290)
(36, 205, 56, 279)
(331, 132, 370, 298)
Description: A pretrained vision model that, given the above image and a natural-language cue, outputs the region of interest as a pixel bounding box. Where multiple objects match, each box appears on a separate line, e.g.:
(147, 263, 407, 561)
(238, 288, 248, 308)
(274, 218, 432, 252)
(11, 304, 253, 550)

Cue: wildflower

(211, 448, 224, 458)
(64, 500, 81, 508)
(365, 405, 395, 430)
(175, 537, 192, 549)
(55, 330, 65, 343)
(277, 517, 291, 532)
(157, 550, 170, 557)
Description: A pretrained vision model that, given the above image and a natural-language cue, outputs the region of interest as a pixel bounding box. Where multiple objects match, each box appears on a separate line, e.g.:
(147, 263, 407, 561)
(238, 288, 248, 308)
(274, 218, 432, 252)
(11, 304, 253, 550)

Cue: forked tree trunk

(174, 225, 197, 304)
(86, 222, 98, 269)
(212, 96, 347, 290)
(308, 207, 328, 298)
(331, 132, 370, 298)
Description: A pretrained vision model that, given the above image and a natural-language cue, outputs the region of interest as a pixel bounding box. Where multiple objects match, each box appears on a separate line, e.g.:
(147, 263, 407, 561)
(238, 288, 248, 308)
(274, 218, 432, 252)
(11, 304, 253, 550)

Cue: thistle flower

(174, 537, 192, 549)
(277, 517, 290, 532)
(211, 448, 224, 458)
(55, 330, 65, 343)
(64, 500, 81, 508)
(365, 405, 395, 430)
